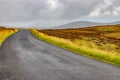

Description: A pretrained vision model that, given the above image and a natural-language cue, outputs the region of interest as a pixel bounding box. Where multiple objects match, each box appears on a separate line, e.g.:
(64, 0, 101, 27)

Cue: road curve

(0, 30, 120, 80)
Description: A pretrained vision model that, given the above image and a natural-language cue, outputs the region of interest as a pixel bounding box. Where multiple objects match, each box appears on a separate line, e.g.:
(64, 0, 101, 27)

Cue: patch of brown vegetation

(39, 24, 120, 50)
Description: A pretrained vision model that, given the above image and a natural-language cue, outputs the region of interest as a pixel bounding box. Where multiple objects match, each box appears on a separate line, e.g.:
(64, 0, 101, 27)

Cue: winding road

(0, 30, 120, 80)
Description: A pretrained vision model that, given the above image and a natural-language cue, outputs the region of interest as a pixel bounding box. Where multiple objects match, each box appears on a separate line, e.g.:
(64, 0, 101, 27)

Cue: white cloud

(113, 6, 120, 16)
(89, 0, 120, 17)
(48, 0, 59, 10)
(89, 0, 113, 17)
(39, 0, 64, 19)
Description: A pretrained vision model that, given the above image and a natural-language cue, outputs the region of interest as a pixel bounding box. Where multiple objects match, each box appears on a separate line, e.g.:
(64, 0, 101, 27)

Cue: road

(0, 30, 120, 80)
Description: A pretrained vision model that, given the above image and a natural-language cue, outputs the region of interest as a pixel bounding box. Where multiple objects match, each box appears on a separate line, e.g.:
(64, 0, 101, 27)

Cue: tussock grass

(31, 29, 120, 66)
(95, 25, 120, 31)
(0, 27, 18, 46)
(103, 32, 120, 39)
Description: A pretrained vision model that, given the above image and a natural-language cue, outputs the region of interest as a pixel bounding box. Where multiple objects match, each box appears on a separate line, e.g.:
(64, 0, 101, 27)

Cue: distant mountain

(111, 21, 120, 24)
(51, 21, 120, 29)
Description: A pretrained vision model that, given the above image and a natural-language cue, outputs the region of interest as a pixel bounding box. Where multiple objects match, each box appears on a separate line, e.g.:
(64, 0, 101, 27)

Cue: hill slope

(52, 21, 120, 29)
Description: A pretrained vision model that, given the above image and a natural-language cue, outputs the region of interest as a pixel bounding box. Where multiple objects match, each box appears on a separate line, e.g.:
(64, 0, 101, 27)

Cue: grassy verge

(31, 29, 120, 67)
(0, 27, 18, 46)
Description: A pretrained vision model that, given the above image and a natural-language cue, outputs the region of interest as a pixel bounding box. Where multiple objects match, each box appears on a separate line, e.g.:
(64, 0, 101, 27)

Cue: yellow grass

(103, 32, 120, 39)
(95, 25, 120, 31)
(0, 27, 18, 46)
(31, 29, 120, 66)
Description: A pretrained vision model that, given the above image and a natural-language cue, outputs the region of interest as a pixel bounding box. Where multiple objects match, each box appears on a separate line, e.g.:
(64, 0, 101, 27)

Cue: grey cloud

(89, 0, 120, 17)
(58, 0, 102, 19)
(0, 0, 48, 22)
(0, 0, 103, 22)
(0, 0, 120, 26)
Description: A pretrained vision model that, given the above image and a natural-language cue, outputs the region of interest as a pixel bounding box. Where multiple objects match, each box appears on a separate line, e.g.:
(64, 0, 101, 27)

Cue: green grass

(31, 29, 120, 67)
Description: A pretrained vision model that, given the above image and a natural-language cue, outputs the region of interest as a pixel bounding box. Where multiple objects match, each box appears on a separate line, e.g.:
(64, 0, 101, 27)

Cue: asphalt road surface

(0, 30, 120, 80)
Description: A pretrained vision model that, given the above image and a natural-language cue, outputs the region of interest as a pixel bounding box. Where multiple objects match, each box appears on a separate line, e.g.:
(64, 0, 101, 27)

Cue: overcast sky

(0, 0, 120, 27)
